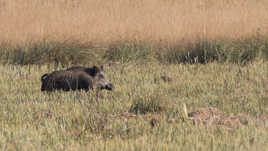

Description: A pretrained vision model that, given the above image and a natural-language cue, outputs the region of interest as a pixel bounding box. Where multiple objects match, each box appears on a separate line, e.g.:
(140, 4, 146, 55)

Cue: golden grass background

(0, 0, 268, 45)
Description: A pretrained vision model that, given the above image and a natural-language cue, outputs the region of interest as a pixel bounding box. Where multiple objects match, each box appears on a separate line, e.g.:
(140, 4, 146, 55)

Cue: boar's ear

(90, 66, 101, 76)
(41, 74, 48, 81)
(100, 65, 104, 71)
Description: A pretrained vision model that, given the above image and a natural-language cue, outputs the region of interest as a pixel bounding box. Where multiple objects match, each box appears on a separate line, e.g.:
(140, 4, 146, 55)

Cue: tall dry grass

(0, 0, 268, 45)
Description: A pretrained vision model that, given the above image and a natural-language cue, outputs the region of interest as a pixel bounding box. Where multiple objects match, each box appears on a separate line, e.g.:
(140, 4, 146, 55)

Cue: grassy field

(0, 61, 268, 150)
(1, 0, 268, 150)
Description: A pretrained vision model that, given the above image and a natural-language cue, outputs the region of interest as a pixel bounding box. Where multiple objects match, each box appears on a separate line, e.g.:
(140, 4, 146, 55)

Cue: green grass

(104, 40, 153, 63)
(155, 37, 268, 64)
(0, 39, 101, 66)
(1, 36, 268, 65)
(0, 60, 268, 150)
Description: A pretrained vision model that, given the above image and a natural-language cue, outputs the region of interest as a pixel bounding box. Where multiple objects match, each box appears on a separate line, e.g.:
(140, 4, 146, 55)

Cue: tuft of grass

(67, 111, 108, 141)
(129, 93, 170, 114)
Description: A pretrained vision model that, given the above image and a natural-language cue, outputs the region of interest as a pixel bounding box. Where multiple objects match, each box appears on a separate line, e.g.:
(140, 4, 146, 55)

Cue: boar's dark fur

(41, 70, 94, 92)
(41, 65, 114, 92)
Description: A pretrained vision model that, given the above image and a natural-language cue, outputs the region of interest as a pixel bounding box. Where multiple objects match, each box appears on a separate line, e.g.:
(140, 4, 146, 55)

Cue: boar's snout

(101, 83, 114, 91)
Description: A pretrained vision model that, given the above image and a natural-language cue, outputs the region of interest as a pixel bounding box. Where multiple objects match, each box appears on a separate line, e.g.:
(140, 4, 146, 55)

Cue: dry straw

(0, 0, 267, 45)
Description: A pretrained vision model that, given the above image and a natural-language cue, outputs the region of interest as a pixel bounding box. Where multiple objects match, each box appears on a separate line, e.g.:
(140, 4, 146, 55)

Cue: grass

(0, 39, 101, 66)
(1, 0, 268, 150)
(154, 37, 268, 64)
(0, 61, 268, 150)
(0, 0, 268, 44)
(104, 40, 153, 63)
(129, 91, 170, 114)
(1, 36, 268, 65)
(0, 0, 268, 66)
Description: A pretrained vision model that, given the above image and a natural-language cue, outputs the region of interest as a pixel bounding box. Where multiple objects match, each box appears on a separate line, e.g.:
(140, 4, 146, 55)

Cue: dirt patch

(187, 107, 247, 129)
(105, 108, 268, 131)
(187, 107, 268, 130)
(188, 107, 226, 122)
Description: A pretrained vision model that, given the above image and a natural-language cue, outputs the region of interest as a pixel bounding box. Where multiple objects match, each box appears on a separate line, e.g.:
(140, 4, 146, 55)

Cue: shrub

(129, 94, 169, 114)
